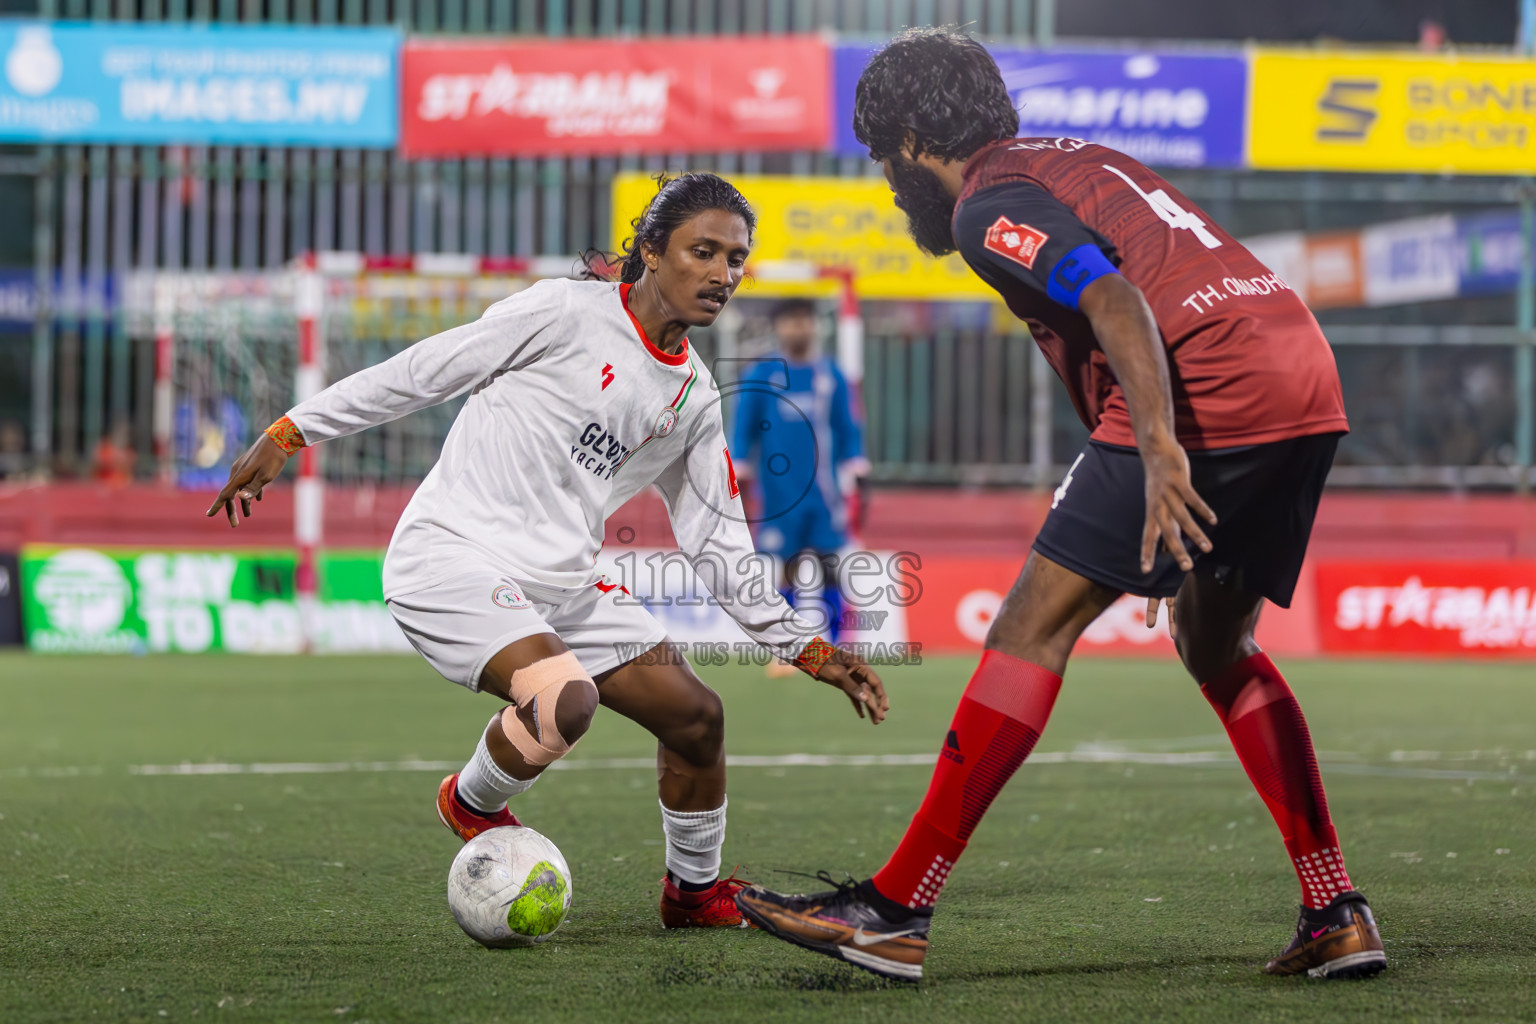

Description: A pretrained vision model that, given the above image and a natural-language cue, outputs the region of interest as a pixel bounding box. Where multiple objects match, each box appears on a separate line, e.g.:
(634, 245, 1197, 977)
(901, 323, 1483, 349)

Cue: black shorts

(1031, 433, 1341, 608)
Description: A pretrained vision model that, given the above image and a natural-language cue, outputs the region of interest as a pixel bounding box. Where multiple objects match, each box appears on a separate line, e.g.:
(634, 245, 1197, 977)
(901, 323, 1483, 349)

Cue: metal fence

(861, 324, 1534, 489)
(1, 0, 1533, 488)
(121, 265, 1536, 493)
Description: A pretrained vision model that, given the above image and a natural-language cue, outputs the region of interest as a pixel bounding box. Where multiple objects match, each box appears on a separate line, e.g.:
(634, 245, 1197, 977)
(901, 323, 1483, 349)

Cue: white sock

(660, 797, 727, 886)
(456, 710, 538, 814)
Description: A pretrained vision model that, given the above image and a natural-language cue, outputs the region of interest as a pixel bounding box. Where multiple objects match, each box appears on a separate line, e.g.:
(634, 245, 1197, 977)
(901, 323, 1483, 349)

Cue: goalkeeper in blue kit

(730, 298, 869, 665)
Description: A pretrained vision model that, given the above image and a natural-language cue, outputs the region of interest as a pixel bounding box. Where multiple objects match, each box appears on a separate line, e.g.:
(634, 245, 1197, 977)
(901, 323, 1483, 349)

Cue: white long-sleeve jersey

(285, 277, 818, 658)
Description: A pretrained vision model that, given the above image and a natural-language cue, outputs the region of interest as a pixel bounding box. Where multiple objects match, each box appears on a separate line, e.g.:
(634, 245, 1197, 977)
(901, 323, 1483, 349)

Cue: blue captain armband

(1045, 243, 1119, 310)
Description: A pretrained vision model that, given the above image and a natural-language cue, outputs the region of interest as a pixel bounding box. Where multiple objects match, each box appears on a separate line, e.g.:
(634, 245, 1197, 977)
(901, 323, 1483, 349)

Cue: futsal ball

(447, 826, 572, 948)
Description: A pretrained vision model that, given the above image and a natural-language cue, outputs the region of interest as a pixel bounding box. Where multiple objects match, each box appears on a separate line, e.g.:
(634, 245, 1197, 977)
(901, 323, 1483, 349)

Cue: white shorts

(387, 569, 668, 690)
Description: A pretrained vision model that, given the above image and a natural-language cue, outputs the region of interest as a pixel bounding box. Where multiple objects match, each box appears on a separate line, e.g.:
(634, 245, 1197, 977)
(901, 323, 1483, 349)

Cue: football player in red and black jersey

(736, 27, 1385, 983)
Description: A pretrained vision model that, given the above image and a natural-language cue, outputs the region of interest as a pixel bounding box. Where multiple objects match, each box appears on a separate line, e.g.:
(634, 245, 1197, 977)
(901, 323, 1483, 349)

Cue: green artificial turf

(1, 652, 1532, 1023)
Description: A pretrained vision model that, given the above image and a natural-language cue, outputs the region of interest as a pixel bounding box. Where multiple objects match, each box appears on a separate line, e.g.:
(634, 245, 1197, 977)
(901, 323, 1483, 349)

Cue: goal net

(122, 254, 861, 489)
(122, 254, 582, 491)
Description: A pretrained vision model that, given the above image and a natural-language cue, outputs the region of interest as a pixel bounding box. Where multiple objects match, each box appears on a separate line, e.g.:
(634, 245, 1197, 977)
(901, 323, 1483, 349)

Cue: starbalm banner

(1316, 562, 1536, 657)
(401, 35, 830, 157)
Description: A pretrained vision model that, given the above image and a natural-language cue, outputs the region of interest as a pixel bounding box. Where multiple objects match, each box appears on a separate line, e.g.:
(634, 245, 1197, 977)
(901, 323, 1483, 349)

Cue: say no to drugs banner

(20, 546, 410, 654)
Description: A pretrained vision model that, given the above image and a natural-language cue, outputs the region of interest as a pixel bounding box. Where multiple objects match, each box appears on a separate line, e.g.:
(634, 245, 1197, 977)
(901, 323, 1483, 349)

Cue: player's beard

(889, 155, 959, 257)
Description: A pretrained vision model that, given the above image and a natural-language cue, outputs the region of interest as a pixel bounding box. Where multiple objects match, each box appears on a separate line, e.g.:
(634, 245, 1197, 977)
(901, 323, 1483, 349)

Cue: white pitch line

(0, 765, 105, 780)
(120, 750, 1241, 777)
(123, 754, 945, 776)
(122, 751, 1238, 776)
(0, 750, 1526, 782)
(128, 759, 462, 777)
(1322, 762, 1527, 783)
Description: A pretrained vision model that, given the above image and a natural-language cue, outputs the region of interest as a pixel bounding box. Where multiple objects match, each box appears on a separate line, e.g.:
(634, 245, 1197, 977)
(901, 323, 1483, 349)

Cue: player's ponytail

(604, 172, 757, 284)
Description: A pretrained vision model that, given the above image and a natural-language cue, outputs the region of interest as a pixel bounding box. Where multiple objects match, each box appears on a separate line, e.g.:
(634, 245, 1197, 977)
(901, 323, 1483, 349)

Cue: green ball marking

(504, 861, 568, 938)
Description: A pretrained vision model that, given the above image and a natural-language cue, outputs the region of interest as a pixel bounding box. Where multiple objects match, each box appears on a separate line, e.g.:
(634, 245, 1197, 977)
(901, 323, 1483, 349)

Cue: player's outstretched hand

(205, 435, 290, 527)
(1139, 438, 1217, 574)
(811, 647, 888, 725)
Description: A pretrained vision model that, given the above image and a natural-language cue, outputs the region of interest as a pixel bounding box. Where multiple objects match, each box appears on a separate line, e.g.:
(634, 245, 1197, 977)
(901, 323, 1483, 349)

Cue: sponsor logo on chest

(571, 357, 698, 480)
(571, 421, 632, 480)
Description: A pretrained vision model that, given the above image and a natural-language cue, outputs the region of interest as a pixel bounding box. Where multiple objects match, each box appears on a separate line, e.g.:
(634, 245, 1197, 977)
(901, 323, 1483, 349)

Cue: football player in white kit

(206, 173, 888, 929)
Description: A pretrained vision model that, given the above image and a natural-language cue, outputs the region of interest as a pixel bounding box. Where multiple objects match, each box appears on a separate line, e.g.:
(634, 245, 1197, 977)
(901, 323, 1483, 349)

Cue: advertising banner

(0, 269, 114, 325)
(890, 554, 1319, 657)
(39, 544, 1536, 659)
(1303, 232, 1367, 308)
(1244, 208, 1523, 310)
(0, 22, 399, 146)
(1456, 209, 1525, 297)
(16, 544, 909, 659)
(402, 36, 829, 157)
(1360, 214, 1460, 307)
(0, 551, 20, 646)
(611, 173, 996, 301)
(1249, 48, 1536, 175)
(832, 45, 1246, 167)
(20, 546, 411, 654)
(1317, 562, 1536, 657)
(1227, 229, 1362, 309)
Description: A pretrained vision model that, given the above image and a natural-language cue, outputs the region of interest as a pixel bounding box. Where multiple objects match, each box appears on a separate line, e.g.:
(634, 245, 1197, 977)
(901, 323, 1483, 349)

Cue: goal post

(126, 253, 589, 648)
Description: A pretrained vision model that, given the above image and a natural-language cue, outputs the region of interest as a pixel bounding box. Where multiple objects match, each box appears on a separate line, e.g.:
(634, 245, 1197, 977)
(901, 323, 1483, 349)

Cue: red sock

(872, 650, 1062, 908)
(1200, 652, 1352, 909)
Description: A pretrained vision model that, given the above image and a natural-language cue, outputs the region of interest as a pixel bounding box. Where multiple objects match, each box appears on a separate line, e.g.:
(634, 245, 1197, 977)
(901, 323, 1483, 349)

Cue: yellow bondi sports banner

(610, 173, 996, 301)
(1250, 48, 1536, 175)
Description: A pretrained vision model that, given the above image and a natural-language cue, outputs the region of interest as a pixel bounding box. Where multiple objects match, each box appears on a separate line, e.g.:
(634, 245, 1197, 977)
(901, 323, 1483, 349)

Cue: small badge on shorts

(491, 582, 530, 609)
(653, 406, 679, 438)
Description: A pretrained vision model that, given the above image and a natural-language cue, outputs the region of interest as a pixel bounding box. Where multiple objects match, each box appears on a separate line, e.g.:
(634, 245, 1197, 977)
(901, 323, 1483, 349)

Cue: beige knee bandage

(500, 651, 591, 766)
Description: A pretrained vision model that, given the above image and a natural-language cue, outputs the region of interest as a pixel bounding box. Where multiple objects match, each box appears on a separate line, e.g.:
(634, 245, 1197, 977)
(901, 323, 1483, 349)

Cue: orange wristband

(795, 637, 836, 675)
(265, 416, 306, 455)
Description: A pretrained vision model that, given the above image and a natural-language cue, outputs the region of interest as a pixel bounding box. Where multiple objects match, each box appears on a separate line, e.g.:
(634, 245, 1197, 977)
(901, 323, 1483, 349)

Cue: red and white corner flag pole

(829, 267, 862, 388)
(826, 268, 868, 540)
(294, 253, 324, 651)
(151, 277, 175, 483)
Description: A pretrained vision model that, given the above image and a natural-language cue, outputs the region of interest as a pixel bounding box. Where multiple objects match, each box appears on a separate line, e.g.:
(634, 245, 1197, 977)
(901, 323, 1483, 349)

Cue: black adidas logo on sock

(942, 729, 964, 765)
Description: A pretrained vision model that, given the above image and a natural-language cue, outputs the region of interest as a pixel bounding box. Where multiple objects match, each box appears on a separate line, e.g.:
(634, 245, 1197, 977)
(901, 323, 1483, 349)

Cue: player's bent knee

(696, 687, 725, 742)
(501, 651, 596, 766)
(1174, 622, 1260, 683)
(553, 677, 599, 744)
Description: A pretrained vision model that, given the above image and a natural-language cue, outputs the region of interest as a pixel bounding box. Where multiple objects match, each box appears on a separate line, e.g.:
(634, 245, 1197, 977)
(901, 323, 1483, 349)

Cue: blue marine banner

(0, 21, 399, 146)
(832, 45, 1247, 168)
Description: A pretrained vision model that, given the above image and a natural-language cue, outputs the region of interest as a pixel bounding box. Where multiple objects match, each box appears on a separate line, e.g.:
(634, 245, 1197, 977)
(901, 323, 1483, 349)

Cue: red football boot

(436, 773, 521, 843)
(659, 869, 753, 929)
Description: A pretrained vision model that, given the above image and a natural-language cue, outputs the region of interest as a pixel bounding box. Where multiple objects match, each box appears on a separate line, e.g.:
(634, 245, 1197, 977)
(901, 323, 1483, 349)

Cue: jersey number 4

(1103, 164, 1222, 250)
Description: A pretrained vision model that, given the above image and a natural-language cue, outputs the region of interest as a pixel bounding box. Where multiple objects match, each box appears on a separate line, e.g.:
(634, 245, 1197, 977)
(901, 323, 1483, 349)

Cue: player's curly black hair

(582, 172, 757, 284)
(853, 26, 1019, 163)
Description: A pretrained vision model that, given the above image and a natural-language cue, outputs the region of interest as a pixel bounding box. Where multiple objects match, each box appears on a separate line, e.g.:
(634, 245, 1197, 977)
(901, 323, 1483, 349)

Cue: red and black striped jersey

(953, 138, 1348, 450)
